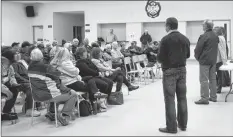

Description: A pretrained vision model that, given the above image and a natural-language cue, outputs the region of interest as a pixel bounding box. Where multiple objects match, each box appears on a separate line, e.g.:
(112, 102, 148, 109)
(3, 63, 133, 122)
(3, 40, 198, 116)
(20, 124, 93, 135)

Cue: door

(33, 26, 43, 44)
(73, 26, 83, 44)
(213, 20, 231, 58)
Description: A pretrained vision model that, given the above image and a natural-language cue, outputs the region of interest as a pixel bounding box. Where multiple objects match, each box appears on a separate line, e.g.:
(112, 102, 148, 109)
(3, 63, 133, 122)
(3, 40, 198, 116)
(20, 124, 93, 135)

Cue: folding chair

(138, 54, 156, 83)
(124, 57, 139, 94)
(28, 77, 59, 127)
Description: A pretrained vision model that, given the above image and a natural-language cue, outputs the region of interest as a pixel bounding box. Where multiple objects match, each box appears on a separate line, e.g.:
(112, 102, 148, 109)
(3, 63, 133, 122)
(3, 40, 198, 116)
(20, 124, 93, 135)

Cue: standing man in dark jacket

(157, 17, 190, 134)
(140, 30, 152, 48)
(194, 20, 219, 104)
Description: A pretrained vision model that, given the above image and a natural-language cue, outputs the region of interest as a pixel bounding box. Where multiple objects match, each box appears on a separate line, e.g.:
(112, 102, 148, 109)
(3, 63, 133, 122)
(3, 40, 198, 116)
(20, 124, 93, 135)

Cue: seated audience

(72, 38, 79, 54)
(49, 40, 60, 60)
(76, 47, 113, 104)
(143, 41, 159, 67)
(28, 48, 78, 125)
(64, 42, 76, 65)
(37, 44, 50, 64)
(2, 49, 41, 117)
(83, 38, 92, 58)
(128, 41, 143, 55)
(20, 41, 31, 64)
(91, 47, 139, 93)
(91, 42, 100, 48)
(120, 42, 131, 57)
(1, 56, 20, 121)
(50, 48, 106, 102)
(102, 44, 112, 61)
(111, 42, 125, 69)
(11, 42, 20, 52)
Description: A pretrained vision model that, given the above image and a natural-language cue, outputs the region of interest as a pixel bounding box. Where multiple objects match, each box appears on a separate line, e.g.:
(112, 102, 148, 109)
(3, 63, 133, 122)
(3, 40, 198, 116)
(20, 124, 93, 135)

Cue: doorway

(73, 26, 83, 44)
(32, 25, 43, 44)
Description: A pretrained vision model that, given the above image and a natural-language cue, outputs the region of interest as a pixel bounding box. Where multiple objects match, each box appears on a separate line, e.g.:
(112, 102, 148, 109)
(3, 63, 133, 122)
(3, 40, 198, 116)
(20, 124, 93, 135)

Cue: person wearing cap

(106, 29, 118, 44)
(194, 20, 219, 104)
(140, 30, 152, 49)
(11, 42, 20, 52)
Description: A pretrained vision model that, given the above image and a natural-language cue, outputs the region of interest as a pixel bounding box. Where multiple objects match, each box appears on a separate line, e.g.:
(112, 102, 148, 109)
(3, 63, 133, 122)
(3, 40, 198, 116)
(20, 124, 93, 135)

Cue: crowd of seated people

(1, 37, 159, 126)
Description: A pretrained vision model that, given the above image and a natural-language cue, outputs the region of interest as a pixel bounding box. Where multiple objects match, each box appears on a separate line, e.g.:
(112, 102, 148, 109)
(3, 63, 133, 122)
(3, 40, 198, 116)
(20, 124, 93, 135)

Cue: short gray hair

(30, 48, 43, 61)
(203, 19, 214, 30)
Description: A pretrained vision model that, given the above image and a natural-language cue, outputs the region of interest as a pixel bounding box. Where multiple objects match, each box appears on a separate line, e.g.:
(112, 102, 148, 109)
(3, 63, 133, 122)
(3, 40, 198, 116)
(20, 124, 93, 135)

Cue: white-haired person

(49, 40, 60, 60)
(64, 42, 76, 65)
(72, 38, 79, 55)
(50, 47, 107, 103)
(102, 44, 113, 61)
(111, 41, 125, 70)
(28, 48, 78, 126)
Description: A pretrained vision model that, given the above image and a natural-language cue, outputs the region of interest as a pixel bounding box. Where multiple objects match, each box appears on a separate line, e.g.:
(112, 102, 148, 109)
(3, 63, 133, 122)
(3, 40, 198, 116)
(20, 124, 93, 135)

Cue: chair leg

(77, 97, 80, 118)
(31, 100, 35, 126)
(54, 103, 58, 127)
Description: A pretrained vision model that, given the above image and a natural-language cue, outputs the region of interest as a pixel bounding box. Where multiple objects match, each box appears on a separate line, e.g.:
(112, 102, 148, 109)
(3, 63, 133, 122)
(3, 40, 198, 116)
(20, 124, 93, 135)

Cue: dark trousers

(216, 62, 223, 92)
(162, 67, 188, 131)
(92, 77, 113, 96)
(107, 70, 131, 92)
(3, 83, 33, 113)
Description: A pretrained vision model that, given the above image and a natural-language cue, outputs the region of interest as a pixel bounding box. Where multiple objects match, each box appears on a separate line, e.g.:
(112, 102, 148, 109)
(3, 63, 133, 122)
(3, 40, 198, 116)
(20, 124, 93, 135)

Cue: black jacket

(140, 34, 152, 45)
(76, 59, 100, 77)
(157, 31, 190, 70)
(194, 30, 219, 65)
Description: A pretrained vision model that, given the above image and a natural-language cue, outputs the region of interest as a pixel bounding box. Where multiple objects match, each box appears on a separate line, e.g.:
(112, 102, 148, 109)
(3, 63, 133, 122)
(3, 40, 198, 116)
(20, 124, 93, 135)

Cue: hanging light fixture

(145, 0, 161, 18)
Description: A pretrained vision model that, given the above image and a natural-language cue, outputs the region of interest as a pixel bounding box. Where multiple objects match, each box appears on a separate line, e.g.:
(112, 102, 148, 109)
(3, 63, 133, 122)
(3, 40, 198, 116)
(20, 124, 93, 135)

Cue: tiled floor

(2, 60, 233, 136)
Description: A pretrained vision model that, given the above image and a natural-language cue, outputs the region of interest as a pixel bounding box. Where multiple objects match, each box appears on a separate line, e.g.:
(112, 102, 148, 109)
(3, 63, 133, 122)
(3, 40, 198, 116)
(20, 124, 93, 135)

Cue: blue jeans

(162, 67, 188, 131)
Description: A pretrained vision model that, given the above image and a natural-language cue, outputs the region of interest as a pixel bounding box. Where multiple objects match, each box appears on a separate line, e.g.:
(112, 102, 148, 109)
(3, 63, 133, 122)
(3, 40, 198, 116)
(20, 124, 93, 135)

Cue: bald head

(203, 19, 214, 32)
(145, 30, 148, 34)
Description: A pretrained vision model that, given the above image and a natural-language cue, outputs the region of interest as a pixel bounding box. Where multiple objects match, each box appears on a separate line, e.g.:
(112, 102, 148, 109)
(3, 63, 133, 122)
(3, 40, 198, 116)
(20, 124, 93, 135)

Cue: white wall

(53, 13, 84, 44)
(2, 2, 33, 46)
(143, 22, 167, 42)
(99, 23, 126, 41)
(2, 1, 233, 57)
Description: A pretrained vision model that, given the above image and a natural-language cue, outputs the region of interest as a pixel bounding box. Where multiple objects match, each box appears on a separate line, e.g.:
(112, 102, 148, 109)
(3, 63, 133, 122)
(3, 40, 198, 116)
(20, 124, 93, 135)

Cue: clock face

(145, 0, 161, 18)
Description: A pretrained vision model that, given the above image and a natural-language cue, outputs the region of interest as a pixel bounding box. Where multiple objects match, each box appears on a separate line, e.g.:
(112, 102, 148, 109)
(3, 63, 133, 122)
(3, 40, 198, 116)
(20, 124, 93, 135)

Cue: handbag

(108, 92, 124, 105)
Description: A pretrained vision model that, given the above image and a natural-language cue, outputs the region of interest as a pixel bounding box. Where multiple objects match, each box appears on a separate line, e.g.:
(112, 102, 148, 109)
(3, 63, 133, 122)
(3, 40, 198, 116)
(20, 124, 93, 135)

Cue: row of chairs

(124, 54, 162, 85)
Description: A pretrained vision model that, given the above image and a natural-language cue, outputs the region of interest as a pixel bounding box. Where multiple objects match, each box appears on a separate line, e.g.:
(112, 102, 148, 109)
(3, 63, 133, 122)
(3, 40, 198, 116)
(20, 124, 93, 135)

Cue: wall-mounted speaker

(26, 6, 35, 17)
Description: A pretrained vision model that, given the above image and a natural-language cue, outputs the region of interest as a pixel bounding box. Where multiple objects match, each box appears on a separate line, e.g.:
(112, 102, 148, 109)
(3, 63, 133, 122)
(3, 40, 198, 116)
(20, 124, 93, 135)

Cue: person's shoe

(159, 128, 177, 134)
(94, 92, 108, 98)
(178, 124, 186, 131)
(209, 98, 217, 102)
(195, 99, 209, 105)
(128, 85, 139, 91)
(1, 113, 18, 121)
(45, 112, 55, 121)
(26, 109, 41, 117)
(57, 113, 69, 126)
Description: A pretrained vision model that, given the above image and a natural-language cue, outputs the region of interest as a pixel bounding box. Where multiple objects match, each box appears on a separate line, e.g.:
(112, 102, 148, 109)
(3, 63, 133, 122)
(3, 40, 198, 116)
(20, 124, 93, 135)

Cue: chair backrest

(28, 73, 52, 102)
(124, 57, 133, 72)
(131, 55, 139, 63)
